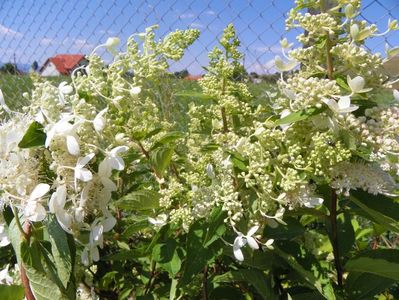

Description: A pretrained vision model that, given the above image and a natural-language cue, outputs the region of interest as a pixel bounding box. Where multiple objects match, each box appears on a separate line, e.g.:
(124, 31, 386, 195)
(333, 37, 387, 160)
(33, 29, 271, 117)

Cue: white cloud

(63, 38, 95, 53)
(40, 37, 54, 46)
(190, 22, 204, 29)
(99, 29, 115, 35)
(0, 24, 22, 38)
(252, 45, 281, 53)
(205, 10, 216, 16)
(180, 13, 195, 19)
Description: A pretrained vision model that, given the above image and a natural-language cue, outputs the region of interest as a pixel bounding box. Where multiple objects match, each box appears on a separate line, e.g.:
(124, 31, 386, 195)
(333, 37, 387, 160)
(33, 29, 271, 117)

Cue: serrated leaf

(345, 249, 399, 281)
(47, 215, 73, 288)
(274, 107, 322, 125)
(25, 265, 68, 300)
(116, 190, 161, 211)
(18, 121, 46, 148)
(150, 147, 174, 175)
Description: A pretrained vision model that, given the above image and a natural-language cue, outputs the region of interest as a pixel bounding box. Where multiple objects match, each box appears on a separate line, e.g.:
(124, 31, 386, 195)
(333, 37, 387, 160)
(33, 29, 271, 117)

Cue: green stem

(11, 205, 27, 239)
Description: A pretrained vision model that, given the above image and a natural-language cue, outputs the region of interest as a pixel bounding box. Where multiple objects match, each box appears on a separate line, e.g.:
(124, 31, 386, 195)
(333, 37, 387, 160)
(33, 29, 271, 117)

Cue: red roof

(40, 54, 85, 75)
(184, 75, 203, 81)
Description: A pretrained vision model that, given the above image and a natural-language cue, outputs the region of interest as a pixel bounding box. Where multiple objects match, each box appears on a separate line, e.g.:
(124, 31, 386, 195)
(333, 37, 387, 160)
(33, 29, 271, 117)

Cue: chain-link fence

(1, 0, 399, 106)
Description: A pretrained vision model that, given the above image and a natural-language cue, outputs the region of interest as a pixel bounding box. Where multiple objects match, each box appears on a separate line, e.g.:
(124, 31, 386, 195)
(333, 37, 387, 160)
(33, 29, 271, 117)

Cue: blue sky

(0, 0, 398, 74)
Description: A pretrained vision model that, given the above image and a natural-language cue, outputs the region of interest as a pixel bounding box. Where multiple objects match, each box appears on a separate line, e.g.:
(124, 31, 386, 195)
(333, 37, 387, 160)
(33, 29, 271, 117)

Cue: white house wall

(41, 62, 60, 76)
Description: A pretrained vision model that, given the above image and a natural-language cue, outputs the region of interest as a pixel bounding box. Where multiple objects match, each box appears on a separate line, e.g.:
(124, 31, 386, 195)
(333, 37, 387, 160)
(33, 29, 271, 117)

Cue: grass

(0, 74, 70, 111)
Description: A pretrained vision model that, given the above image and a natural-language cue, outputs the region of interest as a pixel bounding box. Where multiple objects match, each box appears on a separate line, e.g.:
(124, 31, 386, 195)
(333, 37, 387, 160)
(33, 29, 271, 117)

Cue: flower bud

(105, 37, 120, 49)
(388, 19, 399, 31)
(345, 4, 355, 19)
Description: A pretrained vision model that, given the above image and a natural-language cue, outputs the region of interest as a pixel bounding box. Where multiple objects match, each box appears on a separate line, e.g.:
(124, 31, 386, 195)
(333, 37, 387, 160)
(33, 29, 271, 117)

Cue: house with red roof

(39, 54, 88, 76)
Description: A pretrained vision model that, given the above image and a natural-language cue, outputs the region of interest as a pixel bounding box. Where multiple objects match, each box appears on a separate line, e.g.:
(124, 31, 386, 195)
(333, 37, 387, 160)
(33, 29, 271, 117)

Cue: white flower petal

(247, 236, 259, 250)
(101, 177, 117, 192)
(322, 98, 339, 113)
(59, 82, 73, 94)
(233, 246, 244, 261)
(91, 246, 100, 262)
(76, 168, 93, 182)
(0, 89, 11, 113)
(348, 75, 365, 93)
(394, 90, 399, 101)
(338, 96, 351, 109)
(49, 185, 67, 213)
(247, 225, 259, 237)
(234, 235, 246, 248)
(110, 157, 125, 171)
(110, 146, 129, 156)
(275, 55, 298, 72)
(25, 202, 47, 222)
(102, 217, 116, 232)
(77, 153, 95, 168)
(56, 211, 73, 233)
(29, 183, 50, 201)
(303, 197, 324, 208)
(81, 248, 90, 266)
(66, 135, 80, 156)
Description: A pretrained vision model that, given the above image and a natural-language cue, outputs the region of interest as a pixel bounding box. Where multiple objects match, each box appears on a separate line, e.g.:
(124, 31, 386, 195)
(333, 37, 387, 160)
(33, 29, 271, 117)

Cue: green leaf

(203, 207, 227, 247)
(209, 286, 246, 300)
(151, 131, 184, 150)
(264, 217, 305, 240)
(345, 249, 399, 281)
(47, 215, 73, 288)
(102, 249, 147, 261)
(345, 272, 395, 300)
(18, 121, 46, 148)
(179, 221, 223, 285)
(350, 192, 399, 232)
(150, 147, 174, 175)
(339, 130, 357, 151)
(274, 247, 327, 298)
(335, 76, 350, 91)
(122, 219, 149, 237)
(0, 285, 25, 300)
(325, 212, 354, 258)
(274, 107, 322, 126)
(213, 269, 278, 300)
(152, 239, 182, 276)
(116, 190, 161, 211)
(24, 265, 68, 300)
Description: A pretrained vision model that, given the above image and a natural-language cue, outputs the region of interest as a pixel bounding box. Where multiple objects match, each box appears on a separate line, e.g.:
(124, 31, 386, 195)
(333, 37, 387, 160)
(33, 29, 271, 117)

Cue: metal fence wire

(0, 0, 399, 105)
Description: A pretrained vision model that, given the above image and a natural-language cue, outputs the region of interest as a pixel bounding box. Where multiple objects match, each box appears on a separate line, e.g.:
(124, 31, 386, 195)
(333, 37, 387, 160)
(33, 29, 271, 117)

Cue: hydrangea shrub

(1, 0, 399, 299)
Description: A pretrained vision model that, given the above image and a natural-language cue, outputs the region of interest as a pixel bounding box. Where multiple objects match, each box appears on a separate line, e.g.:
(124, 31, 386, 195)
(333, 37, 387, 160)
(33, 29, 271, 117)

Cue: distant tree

(0, 62, 18, 74)
(31, 61, 39, 72)
(174, 69, 189, 78)
(250, 72, 259, 78)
